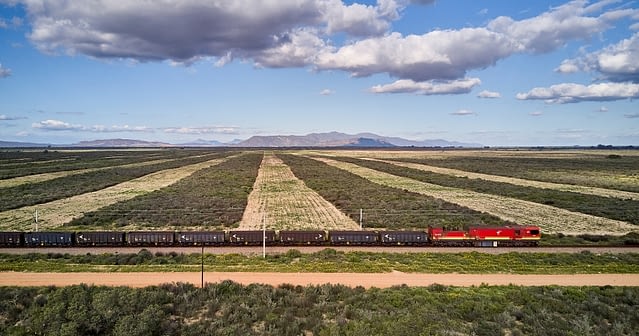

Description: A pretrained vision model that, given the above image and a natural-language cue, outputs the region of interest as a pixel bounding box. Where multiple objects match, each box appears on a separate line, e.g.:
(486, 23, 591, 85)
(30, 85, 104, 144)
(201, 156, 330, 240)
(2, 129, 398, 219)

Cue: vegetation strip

(0, 149, 202, 179)
(333, 156, 639, 225)
(1, 249, 637, 274)
(382, 151, 639, 193)
(66, 152, 263, 229)
(311, 156, 637, 235)
(377, 158, 639, 201)
(280, 154, 509, 229)
(239, 153, 359, 230)
(1, 283, 637, 335)
(0, 158, 176, 188)
(0, 155, 234, 230)
(0, 152, 228, 211)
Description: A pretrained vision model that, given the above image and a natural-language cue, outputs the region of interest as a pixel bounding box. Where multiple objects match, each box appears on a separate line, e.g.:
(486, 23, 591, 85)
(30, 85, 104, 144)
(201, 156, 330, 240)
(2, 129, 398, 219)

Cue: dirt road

(2, 272, 638, 288)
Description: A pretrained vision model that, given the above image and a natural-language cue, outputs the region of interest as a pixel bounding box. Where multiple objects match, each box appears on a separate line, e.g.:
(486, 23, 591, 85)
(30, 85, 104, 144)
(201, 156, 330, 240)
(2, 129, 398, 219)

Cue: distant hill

(0, 140, 51, 148)
(1, 132, 481, 148)
(72, 139, 173, 147)
(235, 132, 480, 147)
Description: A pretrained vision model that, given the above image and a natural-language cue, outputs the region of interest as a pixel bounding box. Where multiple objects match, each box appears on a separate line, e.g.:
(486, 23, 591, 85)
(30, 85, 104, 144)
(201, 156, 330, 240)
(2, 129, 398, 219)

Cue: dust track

(239, 153, 359, 230)
(1, 272, 637, 288)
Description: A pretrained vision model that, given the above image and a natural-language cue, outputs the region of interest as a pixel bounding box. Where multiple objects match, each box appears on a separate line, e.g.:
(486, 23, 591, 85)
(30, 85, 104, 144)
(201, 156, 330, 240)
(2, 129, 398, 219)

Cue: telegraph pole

(201, 244, 204, 288)
(359, 209, 363, 229)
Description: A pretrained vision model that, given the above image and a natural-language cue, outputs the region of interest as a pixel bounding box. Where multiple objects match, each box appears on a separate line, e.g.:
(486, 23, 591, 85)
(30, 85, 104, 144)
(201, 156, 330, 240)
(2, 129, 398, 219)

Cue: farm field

(306, 156, 637, 235)
(238, 153, 359, 230)
(0, 148, 637, 237)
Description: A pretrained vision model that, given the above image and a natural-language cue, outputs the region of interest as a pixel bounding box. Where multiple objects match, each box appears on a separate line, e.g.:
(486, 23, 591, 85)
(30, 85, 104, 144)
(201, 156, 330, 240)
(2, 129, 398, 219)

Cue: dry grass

(238, 153, 359, 230)
(312, 157, 637, 235)
(0, 156, 232, 231)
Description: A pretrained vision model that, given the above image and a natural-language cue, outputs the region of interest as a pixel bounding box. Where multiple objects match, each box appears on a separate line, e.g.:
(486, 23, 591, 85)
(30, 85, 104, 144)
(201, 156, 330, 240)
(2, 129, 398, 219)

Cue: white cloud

(18, 0, 404, 66)
(451, 109, 475, 116)
(529, 111, 543, 116)
(317, 29, 515, 81)
(625, 112, 639, 118)
(487, 1, 637, 53)
(0, 63, 11, 78)
(319, 89, 334, 95)
(10, 0, 637, 97)
(0, 114, 26, 120)
(32, 119, 152, 132)
(516, 82, 639, 104)
(598, 106, 608, 112)
(32, 119, 82, 131)
(163, 126, 239, 135)
(370, 78, 481, 95)
(253, 28, 332, 68)
(477, 90, 501, 98)
(557, 32, 639, 82)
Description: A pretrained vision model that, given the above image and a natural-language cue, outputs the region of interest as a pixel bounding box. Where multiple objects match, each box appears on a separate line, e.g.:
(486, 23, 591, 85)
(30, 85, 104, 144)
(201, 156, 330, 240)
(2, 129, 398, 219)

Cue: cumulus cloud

(316, 0, 635, 88)
(0, 63, 11, 78)
(18, 0, 403, 65)
(487, 1, 636, 53)
(556, 32, 639, 82)
(516, 82, 639, 104)
(317, 29, 515, 81)
(319, 89, 334, 95)
(10, 0, 638, 96)
(477, 90, 501, 98)
(370, 78, 481, 94)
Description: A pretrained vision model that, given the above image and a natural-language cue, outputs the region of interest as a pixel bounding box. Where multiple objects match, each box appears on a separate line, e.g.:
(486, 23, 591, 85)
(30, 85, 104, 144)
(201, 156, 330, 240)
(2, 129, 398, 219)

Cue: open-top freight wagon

(0, 226, 541, 247)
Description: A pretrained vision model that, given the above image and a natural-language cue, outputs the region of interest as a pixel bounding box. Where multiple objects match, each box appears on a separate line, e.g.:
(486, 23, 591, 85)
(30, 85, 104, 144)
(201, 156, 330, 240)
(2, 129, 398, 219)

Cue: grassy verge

(541, 232, 639, 246)
(1, 249, 637, 274)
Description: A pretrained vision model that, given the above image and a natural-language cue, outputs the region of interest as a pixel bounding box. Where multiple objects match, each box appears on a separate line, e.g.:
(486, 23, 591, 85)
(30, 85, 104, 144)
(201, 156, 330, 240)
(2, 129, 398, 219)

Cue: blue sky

(0, 0, 638, 146)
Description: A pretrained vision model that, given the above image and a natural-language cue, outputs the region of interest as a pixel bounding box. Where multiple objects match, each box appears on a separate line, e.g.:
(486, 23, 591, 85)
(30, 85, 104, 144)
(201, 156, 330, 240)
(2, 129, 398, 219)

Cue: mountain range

(0, 132, 481, 148)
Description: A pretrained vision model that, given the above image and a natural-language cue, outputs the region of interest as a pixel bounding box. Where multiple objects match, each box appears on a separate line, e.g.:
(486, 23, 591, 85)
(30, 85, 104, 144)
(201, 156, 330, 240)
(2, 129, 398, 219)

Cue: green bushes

(1, 283, 637, 335)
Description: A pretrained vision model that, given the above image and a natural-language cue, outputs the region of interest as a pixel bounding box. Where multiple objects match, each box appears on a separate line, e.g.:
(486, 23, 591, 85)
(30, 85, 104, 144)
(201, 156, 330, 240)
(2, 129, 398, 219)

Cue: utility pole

(34, 210, 38, 232)
(359, 209, 363, 229)
(201, 244, 204, 288)
(262, 212, 266, 258)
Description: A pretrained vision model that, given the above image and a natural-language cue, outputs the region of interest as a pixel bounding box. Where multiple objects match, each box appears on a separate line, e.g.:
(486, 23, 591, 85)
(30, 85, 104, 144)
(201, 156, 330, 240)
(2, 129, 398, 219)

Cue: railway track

(0, 245, 637, 255)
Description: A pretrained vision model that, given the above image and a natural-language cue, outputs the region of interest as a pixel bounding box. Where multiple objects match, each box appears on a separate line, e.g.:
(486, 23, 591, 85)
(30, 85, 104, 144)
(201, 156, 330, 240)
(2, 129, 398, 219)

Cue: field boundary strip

(0, 155, 235, 231)
(309, 156, 637, 235)
(238, 153, 360, 230)
(372, 158, 639, 201)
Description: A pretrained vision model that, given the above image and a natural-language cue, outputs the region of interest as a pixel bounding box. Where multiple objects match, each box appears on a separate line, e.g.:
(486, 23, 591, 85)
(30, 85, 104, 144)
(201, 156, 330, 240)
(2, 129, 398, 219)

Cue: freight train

(0, 226, 541, 248)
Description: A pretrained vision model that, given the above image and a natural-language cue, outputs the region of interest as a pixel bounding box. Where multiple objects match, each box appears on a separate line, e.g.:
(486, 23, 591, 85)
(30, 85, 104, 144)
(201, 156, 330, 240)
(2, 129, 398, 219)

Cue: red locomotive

(429, 226, 541, 247)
